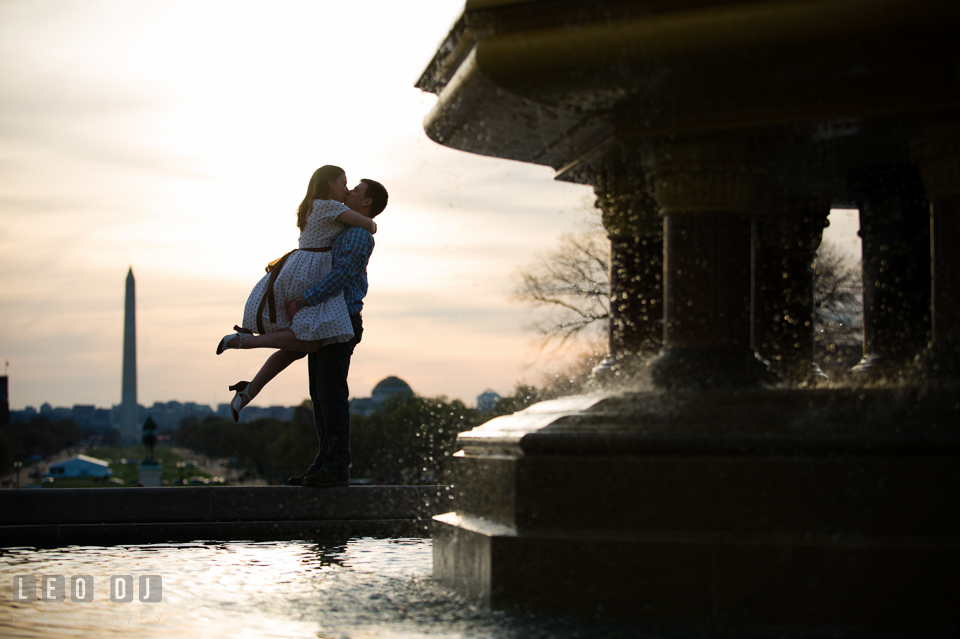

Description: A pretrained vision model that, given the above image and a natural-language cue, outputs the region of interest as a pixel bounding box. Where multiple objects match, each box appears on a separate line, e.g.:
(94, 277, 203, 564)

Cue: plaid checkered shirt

(302, 227, 374, 315)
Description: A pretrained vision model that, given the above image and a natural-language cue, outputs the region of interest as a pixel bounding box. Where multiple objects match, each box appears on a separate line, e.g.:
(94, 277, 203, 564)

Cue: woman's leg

(235, 350, 307, 411)
(226, 329, 322, 353)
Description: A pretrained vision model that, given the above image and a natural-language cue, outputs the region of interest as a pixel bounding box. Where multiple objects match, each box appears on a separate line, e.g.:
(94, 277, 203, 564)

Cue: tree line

(0, 384, 567, 483)
(0, 417, 84, 474)
(174, 395, 503, 484)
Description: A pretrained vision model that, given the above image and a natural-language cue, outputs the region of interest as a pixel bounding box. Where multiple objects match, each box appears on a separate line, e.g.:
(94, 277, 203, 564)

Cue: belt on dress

(257, 246, 332, 334)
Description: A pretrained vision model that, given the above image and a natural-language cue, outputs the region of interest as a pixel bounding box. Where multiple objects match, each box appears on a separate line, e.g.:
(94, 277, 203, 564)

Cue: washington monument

(120, 267, 138, 442)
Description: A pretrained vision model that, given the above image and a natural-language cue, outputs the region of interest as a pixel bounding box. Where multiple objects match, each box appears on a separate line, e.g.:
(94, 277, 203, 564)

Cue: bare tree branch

(512, 230, 610, 348)
(814, 240, 863, 347)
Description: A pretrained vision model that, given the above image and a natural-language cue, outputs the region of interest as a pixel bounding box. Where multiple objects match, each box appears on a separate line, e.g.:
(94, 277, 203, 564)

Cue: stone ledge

(433, 516, 960, 631)
(435, 512, 960, 548)
(1, 519, 431, 548)
(459, 388, 960, 457)
(0, 485, 454, 527)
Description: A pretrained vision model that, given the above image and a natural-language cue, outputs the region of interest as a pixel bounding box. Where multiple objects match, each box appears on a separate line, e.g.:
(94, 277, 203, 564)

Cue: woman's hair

(297, 165, 345, 230)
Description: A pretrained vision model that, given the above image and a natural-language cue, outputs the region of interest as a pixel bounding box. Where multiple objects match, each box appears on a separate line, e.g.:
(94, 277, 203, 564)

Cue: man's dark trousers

(307, 314, 362, 479)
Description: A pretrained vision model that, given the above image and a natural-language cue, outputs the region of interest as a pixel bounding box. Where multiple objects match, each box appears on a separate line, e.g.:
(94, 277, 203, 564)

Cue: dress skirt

(241, 249, 354, 346)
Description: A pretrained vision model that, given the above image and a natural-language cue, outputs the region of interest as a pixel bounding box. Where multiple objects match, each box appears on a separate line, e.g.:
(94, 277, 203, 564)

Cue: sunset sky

(0, 1, 860, 412)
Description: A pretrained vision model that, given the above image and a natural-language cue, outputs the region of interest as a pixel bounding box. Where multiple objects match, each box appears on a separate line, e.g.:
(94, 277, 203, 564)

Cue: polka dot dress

(241, 199, 355, 345)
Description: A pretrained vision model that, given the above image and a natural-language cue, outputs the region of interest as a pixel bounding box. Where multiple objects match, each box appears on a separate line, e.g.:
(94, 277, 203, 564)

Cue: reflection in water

(1, 539, 646, 639)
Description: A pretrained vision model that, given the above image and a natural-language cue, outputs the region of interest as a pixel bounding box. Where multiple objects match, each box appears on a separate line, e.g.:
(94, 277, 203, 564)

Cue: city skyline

(8, 373, 499, 428)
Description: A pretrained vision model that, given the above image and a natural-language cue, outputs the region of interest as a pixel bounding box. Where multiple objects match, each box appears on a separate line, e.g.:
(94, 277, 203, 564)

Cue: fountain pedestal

(435, 389, 960, 631)
(849, 163, 931, 378)
(137, 461, 162, 487)
(912, 121, 960, 378)
(642, 140, 775, 388)
(753, 194, 830, 382)
(589, 154, 662, 378)
(418, 1, 960, 633)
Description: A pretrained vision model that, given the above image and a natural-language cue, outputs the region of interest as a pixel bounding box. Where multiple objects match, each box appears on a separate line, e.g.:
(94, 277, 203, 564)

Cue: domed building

(371, 377, 413, 404)
(476, 389, 502, 413)
(350, 376, 414, 416)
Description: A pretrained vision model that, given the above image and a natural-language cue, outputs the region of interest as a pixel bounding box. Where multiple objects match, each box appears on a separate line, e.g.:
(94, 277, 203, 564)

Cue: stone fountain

(417, 0, 960, 633)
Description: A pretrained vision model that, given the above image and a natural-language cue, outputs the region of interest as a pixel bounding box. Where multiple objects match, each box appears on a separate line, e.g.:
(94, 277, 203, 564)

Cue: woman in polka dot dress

(215, 165, 376, 421)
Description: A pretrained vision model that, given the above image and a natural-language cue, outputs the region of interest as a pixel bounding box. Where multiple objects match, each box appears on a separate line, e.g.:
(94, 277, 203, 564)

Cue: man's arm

(286, 228, 373, 318)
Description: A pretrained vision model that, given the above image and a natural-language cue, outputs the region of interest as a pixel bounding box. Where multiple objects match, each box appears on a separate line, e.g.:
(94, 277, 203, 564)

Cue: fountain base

(435, 386, 960, 633)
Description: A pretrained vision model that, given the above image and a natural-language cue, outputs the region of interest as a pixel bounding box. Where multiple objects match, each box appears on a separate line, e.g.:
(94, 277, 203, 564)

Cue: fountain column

(642, 139, 773, 387)
(911, 121, 960, 377)
(591, 161, 662, 377)
(848, 164, 931, 378)
(753, 195, 830, 382)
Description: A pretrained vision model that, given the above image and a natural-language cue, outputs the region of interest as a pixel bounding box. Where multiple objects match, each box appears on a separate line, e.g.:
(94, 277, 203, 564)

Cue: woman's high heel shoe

(228, 381, 252, 423)
(216, 330, 250, 355)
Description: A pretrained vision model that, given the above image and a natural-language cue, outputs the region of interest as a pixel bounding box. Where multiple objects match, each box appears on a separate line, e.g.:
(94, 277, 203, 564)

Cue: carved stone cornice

(593, 185, 661, 241)
(911, 121, 960, 201)
(755, 194, 831, 254)
(584, 150, 661, 240)
(642, 141, 766, 216)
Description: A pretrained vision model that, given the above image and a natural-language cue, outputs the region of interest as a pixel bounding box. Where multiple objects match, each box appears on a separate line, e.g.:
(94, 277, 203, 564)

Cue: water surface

(2, 538, 646, 639)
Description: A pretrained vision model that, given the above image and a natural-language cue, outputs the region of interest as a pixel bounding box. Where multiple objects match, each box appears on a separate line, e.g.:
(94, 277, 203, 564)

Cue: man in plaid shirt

(285, 178, 388, 488)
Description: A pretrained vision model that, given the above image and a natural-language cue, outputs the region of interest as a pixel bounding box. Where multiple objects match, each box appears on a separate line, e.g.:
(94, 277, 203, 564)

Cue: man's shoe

(287, 470, 314, 486)
(302, 470, 349, 488)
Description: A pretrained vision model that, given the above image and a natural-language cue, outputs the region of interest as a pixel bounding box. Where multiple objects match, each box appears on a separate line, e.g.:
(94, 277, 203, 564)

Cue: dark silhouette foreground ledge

(0, 485, 452, 546)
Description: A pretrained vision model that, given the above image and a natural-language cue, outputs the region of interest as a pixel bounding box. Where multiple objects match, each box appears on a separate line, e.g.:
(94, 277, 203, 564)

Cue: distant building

(476, 389, 502, 413)
(39, 402, 72, 421)
(238, 405, 296, 423)
(47, 454, 112, 479)
(183, 402, 213, 418)
(10, 405, 37, 423)
(144, 401, 180, 430)
(11, 397, 307, 428)
(71, 405, 113, 433)
(217, 402, 297, 422)
(142, 401, 215, 430)
(350, 376, 414, 416)
(10, 402, 117, 429)
(72, 405, 97, 426)
(111, 403, 146, 429)
(372, 377, 414, 403)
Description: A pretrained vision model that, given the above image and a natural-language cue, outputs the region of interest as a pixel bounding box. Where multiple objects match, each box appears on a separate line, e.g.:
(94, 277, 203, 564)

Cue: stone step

(452, 453, 960, 536)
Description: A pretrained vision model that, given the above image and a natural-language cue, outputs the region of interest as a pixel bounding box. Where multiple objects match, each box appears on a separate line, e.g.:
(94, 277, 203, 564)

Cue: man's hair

(361, 179, 388, 217)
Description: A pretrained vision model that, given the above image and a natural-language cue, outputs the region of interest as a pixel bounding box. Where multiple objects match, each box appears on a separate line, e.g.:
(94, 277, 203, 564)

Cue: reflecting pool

(2, 538, 647, 639)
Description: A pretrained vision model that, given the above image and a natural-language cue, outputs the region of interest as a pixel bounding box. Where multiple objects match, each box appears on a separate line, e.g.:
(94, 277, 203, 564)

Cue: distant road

(169, 447, 268, 486)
